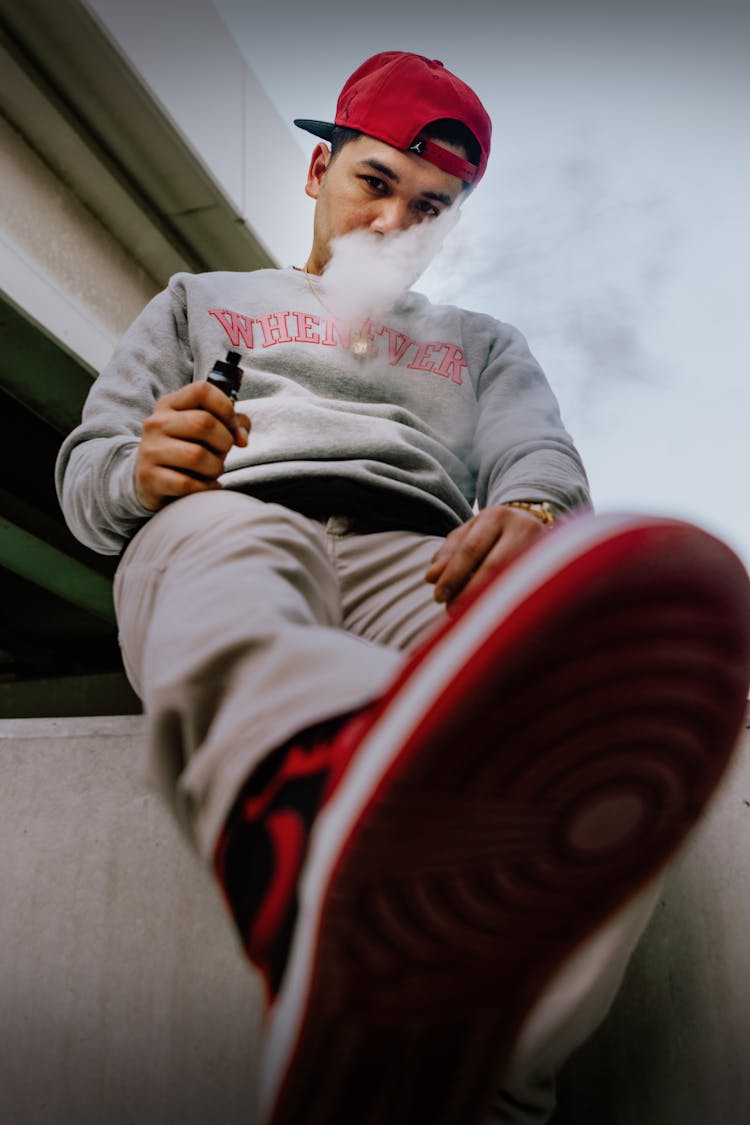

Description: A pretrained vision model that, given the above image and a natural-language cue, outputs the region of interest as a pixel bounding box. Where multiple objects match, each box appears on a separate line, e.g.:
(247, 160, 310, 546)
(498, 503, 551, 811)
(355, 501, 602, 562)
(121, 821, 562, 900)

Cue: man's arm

(426, 316, 591, 611)
(55, 275, 248, 554)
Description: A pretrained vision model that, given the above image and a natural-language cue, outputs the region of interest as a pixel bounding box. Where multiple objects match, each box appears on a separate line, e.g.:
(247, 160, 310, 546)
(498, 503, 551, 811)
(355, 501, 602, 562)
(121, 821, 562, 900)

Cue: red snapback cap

(294, 51, 492, 186)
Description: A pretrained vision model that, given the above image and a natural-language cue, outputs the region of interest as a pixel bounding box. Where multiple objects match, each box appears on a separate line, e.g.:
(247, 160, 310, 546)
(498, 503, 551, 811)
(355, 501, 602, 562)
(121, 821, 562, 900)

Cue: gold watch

(503, 500, 558, 526)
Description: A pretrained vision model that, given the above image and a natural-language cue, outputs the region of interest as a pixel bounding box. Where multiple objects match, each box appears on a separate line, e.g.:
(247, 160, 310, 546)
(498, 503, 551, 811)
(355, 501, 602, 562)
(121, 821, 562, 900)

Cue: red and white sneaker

(223, 513, 750, 1125)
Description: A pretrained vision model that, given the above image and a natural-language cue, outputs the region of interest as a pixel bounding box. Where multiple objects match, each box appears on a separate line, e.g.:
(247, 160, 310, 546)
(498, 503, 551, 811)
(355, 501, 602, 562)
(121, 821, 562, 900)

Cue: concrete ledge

(0, 715, 262, 1125)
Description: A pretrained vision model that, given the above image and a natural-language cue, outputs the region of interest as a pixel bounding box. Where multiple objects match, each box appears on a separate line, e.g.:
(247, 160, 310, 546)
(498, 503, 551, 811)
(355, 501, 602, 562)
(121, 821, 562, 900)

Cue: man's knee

(139, 489, 275, 542)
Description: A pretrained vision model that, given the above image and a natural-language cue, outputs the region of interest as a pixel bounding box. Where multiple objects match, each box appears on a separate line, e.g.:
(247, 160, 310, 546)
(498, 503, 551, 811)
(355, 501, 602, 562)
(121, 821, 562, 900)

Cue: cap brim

(293, 119, 335, 141)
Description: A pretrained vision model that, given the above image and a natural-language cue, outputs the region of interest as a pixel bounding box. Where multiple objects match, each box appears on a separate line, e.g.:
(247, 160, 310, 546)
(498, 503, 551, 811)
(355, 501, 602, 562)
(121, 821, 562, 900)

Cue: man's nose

(370, 199, 412, 234)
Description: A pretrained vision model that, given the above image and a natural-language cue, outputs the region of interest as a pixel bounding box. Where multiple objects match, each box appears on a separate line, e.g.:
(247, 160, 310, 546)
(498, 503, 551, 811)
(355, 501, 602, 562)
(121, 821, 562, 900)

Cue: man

(56, 51, 749, 1125)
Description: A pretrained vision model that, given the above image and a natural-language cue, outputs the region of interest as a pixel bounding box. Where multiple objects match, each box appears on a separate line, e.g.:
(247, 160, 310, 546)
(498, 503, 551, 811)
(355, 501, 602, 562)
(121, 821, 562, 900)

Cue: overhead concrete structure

(0, 0, 308, 716)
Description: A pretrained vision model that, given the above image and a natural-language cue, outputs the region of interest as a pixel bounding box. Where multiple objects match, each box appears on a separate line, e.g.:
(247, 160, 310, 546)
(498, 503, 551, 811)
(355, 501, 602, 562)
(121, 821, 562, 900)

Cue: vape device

(207, 350, 244, 401)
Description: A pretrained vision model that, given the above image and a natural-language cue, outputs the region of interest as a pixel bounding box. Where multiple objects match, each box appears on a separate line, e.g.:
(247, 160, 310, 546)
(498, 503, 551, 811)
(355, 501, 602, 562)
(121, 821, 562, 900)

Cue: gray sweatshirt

(55, 267, 591, 554)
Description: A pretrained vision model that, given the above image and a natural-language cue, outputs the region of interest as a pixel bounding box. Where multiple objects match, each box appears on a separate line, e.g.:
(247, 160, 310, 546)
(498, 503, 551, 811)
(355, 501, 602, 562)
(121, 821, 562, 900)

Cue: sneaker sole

(260, 513, 750, 1124)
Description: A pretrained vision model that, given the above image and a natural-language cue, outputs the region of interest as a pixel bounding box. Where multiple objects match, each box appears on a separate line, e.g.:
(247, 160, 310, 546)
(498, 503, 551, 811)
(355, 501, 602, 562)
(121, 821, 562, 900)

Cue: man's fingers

(144, 407, 235, 455)
(153, 433, 228, 478)
(427, 507, 550, 606)
(149, 388, 251, 450)
(444, 547, 516, 612)
(231, 410, 251, 447)
(431, 550, 480, 604)
(134, 462, 222, 510)
(155, 467, 223, 499)
(424, 554, 447, 583)
(162, 379, 239, 425)
(428, 513, 506, 603)
(444, 537, 535, 615)
(449, 514, 549, 610)
(135, 431, 229, 509)
(146, 466, 223, 504)
(425, 521, 481, 583)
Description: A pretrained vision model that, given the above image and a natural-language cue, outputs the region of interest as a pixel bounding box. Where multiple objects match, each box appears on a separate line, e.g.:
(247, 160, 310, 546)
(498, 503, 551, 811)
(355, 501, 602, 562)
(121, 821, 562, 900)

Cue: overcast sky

(215, 0, 750, 564)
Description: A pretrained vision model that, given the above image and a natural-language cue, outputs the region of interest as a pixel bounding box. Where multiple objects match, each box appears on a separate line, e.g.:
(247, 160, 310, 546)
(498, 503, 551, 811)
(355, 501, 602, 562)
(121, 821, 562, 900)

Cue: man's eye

(415, 200, 440, 217)
(362, 175, 386, 192)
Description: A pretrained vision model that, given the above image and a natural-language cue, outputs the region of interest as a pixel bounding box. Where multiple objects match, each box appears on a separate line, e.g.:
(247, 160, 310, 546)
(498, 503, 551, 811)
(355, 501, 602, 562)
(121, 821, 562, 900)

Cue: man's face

(304, 134, 466, 275)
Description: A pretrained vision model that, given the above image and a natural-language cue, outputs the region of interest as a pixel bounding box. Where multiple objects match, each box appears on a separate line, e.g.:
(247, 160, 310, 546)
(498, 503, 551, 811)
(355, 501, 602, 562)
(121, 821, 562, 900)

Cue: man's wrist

(502, 500, 558, 526)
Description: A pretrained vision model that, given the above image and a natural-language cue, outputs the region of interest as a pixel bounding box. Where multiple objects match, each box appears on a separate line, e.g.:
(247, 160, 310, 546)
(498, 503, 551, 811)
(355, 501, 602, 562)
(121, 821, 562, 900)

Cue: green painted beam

(0, 516, 115, 622)
(0, 296, 95, 434)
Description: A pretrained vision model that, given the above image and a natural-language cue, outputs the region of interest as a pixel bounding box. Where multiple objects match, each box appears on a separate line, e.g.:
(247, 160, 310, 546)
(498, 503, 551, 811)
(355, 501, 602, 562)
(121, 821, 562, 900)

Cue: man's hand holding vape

(134, 381, 250, 512)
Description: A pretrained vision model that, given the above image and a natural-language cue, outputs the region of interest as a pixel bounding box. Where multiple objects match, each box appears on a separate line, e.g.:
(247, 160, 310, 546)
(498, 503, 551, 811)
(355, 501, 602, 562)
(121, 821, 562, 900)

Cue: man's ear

(305, 142, 331, 201)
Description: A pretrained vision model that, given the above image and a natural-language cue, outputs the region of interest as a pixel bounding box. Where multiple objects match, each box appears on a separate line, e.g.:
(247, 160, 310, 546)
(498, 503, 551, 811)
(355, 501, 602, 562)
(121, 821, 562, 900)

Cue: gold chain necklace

(301, 268, 375, 359)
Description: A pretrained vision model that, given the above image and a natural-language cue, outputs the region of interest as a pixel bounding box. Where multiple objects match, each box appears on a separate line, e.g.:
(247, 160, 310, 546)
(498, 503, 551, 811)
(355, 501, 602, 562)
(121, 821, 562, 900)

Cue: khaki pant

(114, 489, 659, 1123)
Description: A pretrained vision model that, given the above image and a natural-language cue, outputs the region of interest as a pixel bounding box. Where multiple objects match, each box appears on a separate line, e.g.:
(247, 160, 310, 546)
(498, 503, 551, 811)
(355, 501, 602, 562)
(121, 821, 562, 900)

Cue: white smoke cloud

(418, 142, 683, 419)
(319, 205, 461, 323)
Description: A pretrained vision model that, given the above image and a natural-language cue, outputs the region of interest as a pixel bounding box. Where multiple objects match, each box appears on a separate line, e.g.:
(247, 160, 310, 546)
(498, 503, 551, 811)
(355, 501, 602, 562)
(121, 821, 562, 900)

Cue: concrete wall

(0, 713, 748, 1124)
(85, 0, 311, 268)
(1, 111, 157, 372)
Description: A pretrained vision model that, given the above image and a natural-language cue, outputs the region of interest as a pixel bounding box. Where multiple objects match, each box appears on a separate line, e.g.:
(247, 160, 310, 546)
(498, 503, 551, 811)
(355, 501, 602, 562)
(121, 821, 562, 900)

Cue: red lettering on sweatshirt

(407, 342, 441, 373)
(434, 344, 467, 386)
(208, 308, 255, 349)
(291, 312, 321, 344)
(323, 320, 354, 350)
(321, 318, 339, 347)
(256, 311, 292, 347)
(205, 306, 468, 386)
(376, 326, 413, 365)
